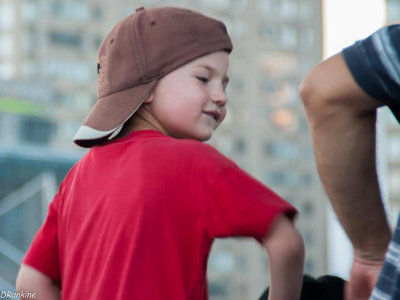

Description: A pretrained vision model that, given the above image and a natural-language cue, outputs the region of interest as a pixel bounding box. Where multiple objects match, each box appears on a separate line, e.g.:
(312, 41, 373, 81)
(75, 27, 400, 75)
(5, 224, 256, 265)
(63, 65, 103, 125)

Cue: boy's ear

(143, 92, 154, 104)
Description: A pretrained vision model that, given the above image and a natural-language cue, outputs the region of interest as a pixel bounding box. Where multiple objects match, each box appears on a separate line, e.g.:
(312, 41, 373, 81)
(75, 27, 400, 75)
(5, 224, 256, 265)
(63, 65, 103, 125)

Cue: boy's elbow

(263, 216, 305, 264)
(16, 264, 58, 297)
(16, 266, 28, 293)
(284, 227, 305, 263)
(273, 225, 304, 265)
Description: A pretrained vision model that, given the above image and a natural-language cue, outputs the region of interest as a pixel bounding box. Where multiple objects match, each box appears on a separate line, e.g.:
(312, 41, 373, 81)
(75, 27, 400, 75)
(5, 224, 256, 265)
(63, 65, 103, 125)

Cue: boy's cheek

(217, 110, 227, 126)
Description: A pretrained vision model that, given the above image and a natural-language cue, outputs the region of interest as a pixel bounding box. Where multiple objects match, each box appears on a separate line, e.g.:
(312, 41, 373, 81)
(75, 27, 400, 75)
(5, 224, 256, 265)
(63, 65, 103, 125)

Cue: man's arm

(262, 215, 304, 300)
(16, 264, 61, 300)
(300, 52, 392, 298)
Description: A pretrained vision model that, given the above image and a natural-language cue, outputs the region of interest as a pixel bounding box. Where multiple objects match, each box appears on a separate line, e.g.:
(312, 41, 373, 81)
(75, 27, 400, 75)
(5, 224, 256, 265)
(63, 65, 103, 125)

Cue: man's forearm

(300, 53, 391, 260)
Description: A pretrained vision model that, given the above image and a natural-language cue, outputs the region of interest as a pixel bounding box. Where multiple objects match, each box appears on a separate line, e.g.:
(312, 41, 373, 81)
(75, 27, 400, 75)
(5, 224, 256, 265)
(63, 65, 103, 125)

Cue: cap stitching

(132, 10, 145, 79)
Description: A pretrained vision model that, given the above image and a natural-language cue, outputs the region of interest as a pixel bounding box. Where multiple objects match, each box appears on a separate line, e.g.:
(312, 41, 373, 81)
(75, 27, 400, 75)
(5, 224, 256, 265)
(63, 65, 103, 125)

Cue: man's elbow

(299, 72, 316, 109)
(299, 67, 332, 116)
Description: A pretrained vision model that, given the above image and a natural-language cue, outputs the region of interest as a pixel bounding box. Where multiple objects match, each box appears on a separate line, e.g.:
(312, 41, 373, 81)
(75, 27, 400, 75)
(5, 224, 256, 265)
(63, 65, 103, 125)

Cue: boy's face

(146, 51, 230, 141)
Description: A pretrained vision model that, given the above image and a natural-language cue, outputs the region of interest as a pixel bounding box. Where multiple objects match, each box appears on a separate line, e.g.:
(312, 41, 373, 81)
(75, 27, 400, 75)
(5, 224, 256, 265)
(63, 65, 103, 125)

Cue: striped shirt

(343, 25, 400, 299)
(343, 25, 400, 123)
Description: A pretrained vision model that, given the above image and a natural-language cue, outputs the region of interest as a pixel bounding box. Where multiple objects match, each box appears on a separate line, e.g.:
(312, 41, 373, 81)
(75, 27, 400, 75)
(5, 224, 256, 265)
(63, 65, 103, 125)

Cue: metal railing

(0, 172, 57, 293)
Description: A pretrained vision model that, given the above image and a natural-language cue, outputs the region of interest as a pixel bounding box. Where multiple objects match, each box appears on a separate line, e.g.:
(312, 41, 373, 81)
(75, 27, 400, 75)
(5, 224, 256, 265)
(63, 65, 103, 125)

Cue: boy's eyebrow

(195, 64, 230, 83)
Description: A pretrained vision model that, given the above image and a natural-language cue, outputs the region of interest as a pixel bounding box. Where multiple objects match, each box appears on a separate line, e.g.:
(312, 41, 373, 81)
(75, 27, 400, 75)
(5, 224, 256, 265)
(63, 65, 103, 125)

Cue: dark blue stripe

(342, 26, 400, 122)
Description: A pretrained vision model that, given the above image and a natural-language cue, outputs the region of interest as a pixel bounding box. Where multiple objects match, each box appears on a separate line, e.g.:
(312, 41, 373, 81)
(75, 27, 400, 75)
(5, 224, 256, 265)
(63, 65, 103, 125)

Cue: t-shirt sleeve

(342, 24, 400, 122)
(204, 152, 297, 243)
(23, 191, 61, 287)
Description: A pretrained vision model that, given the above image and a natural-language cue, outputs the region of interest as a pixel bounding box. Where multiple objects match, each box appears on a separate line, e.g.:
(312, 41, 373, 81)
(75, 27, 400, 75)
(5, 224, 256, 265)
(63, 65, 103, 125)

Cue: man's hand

(345, 257, 384, 300)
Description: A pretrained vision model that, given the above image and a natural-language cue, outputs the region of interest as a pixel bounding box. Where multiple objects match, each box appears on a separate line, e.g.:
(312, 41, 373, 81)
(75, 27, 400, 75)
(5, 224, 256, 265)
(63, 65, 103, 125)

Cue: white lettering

(0, 290, 37, 299)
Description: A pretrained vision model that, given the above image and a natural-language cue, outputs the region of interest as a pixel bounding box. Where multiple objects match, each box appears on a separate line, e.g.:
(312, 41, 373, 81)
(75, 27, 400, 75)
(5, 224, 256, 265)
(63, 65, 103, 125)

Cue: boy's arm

(16, 264, 61, 300)
(262, 215, 304, 300)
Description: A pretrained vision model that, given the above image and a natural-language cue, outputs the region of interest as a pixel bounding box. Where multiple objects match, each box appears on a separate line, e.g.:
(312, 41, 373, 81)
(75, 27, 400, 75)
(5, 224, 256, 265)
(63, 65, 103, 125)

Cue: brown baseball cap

(73, 6, 233, 147)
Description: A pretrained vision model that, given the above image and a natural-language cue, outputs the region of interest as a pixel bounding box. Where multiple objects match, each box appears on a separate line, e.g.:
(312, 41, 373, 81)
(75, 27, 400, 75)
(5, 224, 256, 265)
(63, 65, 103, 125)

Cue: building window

(387, 1, 400, 21)
(43, 59, 90, 83)
(196, 0, 230, 10)
(388, 135, 400, 162)
(228, 78, 244, 95)
(19, 117, 55, 144)
(300, 1, 313, 20)
(92, 5, 103, 20)
(209, 252, 235, 273)
(232, 0, 247, 12)
(0, 63, 16, 80)
(264, 170, 297, 187)
(208, 281, 228, 297)
(389, 170, 400, 196)
(0, 34, 14, 58)
(231, 20, 247, 36)
(258, 23, 279, 44)
(258, 53, 298, 79)
(300, 27, 314, 49)
(49, 31, 83, 49)
(22, 1, 37, 23)
(281, 25, 297, 48)
(270, 108, 298, 132)
(264, 140, 298, 161)
(300, 173, 313, 186)
(280, 0, 297, 19)
(23, 28, 38, 53)
(305, 258, 314, 273)
(301, 201, 314, 216)
(0, 3, 15, 29)
(234, 137, 246, 154)
(304, 230, 314, 246)
(46, 3, 89, 21)
(236, 255, 248, 271)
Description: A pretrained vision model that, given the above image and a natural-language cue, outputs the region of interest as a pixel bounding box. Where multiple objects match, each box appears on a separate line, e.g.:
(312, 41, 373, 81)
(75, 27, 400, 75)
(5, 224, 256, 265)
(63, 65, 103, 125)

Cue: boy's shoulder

(161, 137, 227, 163)
(142, 134, 235, 170)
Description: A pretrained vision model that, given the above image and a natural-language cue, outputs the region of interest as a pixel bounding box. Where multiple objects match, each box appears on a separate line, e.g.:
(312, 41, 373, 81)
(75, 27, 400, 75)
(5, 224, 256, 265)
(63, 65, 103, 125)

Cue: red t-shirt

(23, 130, 296, 300)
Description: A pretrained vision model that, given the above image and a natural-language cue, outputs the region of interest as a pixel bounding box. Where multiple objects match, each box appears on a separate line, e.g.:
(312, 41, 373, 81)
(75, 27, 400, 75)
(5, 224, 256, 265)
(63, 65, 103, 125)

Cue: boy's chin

(189, 133, 213, 141)
(175, 130, 214, 141)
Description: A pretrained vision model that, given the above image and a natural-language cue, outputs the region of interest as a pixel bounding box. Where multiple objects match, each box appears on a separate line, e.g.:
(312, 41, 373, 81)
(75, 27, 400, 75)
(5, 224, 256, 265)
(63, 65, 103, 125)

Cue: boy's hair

(73, 6, 233, 148)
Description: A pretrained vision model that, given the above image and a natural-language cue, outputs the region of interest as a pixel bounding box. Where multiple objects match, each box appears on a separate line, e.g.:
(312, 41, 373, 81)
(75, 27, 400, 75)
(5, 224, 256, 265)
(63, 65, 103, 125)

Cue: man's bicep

(300, 52, 382, 113)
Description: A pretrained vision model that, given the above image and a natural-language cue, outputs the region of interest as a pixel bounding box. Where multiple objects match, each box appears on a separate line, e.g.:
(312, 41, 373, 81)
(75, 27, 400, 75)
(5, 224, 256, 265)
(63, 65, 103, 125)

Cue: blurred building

(0, 0, 325, 299)
(384, 0, 400, 228)
(200, 1, 325, 299)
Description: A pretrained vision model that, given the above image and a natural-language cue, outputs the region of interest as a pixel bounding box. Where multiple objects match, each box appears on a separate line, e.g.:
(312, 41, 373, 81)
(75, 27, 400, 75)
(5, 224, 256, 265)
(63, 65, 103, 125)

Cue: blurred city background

(0, 0, 399, 299)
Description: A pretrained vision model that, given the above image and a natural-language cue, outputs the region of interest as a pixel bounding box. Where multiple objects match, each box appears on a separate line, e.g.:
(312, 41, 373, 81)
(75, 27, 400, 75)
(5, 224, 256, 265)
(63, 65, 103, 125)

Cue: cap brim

(74, 79, 158, 148)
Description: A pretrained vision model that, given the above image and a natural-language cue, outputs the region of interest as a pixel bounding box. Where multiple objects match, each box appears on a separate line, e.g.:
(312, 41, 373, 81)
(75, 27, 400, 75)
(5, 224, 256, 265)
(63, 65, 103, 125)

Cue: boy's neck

(116, 113, 167, 139)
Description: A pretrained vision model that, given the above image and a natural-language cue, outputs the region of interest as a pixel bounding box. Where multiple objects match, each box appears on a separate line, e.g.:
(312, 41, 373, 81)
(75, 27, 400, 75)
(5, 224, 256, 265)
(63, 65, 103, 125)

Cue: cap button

(135, 6, 145, 12)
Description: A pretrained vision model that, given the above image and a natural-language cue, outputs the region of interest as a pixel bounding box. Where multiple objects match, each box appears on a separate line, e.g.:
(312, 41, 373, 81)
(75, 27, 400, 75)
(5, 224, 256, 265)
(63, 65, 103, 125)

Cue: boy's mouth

(203, 110, 221, 122)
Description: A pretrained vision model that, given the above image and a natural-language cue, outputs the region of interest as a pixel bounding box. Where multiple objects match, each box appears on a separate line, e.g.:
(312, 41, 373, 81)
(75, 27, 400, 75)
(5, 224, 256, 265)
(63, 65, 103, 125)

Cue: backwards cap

(73, 6, 233, 147)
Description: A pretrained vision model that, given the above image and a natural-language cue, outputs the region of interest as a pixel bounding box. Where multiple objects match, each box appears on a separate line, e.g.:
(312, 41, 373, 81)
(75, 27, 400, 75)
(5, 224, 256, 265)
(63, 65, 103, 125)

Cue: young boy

(16, 6, 304, 300)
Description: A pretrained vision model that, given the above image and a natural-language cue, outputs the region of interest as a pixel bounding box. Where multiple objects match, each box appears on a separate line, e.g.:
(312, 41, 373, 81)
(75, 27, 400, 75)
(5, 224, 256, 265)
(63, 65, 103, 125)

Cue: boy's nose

(211, 90, 227, 106)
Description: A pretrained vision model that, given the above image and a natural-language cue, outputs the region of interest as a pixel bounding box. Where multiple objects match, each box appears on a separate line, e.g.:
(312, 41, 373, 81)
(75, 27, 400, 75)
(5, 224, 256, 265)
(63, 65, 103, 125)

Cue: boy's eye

(196, 76, 209, 83)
